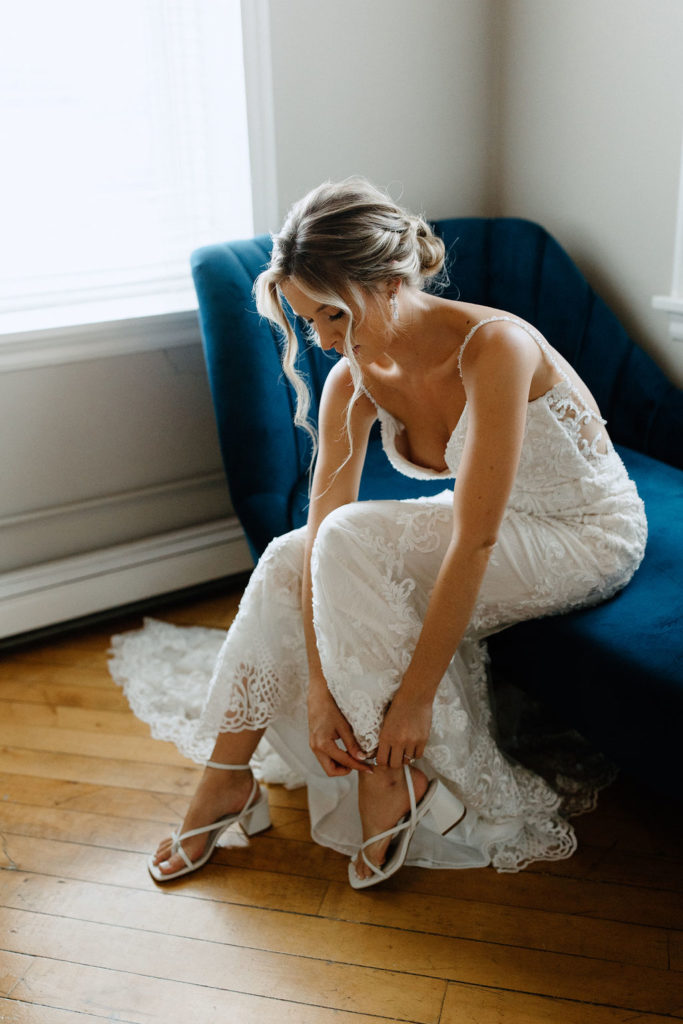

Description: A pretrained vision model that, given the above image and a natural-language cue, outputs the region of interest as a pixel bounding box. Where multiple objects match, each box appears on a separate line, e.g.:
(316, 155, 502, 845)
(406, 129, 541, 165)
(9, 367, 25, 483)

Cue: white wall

(497, 0, 683, 385)
(268, 0, 497, 221)
(1, 344, 230, 574)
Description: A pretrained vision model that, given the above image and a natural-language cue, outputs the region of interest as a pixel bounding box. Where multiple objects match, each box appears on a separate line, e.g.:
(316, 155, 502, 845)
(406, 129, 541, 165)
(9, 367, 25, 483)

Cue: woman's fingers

(376, 697, 432, 767)
(312, 735, 370, 777)
(375, 742, 419, 768)
(337, 721, 370, 767)
(316, 750, 350, 776)
(391, 745, 407, 769)
(375, 742, 401, 768)
(308, 692, 371, 776)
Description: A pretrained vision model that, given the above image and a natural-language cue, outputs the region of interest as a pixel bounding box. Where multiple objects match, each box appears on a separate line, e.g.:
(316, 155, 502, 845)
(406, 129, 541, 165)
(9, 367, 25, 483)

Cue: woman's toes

(353, 839, 387, 879)
(353, 855, 369, 879)
(157, 851, 185, 875)
(153, 839, 173, 865)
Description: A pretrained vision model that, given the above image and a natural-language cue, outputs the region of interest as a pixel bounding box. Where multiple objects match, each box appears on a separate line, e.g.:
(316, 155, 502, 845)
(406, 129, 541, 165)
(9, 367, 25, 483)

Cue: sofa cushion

(488, 446, 683, 794)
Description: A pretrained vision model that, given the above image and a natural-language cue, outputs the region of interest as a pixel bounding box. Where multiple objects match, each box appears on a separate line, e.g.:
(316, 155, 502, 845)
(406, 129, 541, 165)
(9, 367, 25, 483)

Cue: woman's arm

(303, 360, 377, 776)
(375, 325, 540, 767)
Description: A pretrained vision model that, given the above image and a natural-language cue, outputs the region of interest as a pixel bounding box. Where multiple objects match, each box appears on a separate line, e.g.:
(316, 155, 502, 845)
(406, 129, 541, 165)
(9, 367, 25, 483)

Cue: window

(0, 0, 255, 334)
(653, 132, 683, 341)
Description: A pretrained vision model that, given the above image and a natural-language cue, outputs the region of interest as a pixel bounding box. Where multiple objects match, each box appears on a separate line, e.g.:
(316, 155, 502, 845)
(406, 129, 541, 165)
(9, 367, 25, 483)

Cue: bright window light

(0, 0, 253, 325)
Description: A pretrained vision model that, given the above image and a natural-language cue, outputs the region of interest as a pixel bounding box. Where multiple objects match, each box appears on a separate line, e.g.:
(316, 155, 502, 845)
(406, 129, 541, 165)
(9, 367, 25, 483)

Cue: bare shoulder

(320, 358, 376, 421)
(459, 317, 541, 386)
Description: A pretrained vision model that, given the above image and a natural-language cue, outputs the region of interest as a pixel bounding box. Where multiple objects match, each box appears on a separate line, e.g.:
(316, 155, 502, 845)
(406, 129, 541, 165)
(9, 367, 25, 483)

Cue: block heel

(241, 789, 271, 836)
(421, 781, 466, 836)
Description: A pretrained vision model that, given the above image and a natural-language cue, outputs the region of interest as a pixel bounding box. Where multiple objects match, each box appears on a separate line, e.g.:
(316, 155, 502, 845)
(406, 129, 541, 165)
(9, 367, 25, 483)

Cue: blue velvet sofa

(191, 218, 683, 799)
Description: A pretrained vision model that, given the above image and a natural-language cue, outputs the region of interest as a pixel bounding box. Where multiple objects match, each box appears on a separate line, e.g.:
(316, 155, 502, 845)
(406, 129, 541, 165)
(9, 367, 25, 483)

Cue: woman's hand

(375, 690, 433, 769)
(308, 680, 371, 777)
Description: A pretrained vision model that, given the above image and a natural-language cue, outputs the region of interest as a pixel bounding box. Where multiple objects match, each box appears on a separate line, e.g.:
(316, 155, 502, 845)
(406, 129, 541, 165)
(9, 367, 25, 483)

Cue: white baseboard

(0, 517, 254, 640)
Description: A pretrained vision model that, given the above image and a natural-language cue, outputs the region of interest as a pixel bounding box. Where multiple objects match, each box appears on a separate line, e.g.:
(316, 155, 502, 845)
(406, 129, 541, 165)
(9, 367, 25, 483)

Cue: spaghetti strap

(457, 315, 561, 378)
(457, 316, 605, 424)
(359, 380, 378, 407)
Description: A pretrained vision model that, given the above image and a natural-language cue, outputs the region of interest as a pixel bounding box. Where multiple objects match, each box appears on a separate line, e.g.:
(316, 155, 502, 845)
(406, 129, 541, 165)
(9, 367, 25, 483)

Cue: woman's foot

(152, 766, 255, 876)
(352, 764, 428, 881)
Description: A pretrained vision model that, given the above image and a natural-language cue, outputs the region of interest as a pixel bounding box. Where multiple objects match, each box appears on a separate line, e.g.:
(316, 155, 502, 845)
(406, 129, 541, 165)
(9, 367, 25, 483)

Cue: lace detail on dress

(545, 383, 607, 458)
(109, 314, 647, 876)
(110, 529, 310, 767)
(109, 617, 225, 755)
(309, 497, 630, 871)
(198, 531, 310, 746)
(312, 499, 453, 754)
(459, 316, 608, 460)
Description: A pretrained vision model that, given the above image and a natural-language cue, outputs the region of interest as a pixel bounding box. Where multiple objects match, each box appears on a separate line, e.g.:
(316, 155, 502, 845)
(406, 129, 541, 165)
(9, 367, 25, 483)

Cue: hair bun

(410, 215, 445, 280)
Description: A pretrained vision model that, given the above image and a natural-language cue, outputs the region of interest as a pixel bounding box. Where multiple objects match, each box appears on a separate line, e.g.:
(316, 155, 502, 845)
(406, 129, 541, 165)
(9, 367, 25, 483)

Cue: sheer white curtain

(0, 0, 253, 324)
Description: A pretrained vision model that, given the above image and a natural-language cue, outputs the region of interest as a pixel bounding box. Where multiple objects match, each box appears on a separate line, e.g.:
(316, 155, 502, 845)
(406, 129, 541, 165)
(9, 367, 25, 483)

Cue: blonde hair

(254, 177, 446, 463)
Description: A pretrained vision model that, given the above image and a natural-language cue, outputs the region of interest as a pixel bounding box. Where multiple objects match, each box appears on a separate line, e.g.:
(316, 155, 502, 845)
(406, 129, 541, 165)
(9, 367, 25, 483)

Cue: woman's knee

(255, 526, 307, 584)
(312, 503, 378, 569)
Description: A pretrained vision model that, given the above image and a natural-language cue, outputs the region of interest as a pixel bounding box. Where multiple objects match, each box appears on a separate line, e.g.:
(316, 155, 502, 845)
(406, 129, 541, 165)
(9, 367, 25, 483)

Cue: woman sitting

(112, 178, 646, 888)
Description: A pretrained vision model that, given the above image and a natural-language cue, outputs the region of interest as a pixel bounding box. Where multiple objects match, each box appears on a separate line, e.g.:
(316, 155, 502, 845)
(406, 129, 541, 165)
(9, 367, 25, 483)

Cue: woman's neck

(370, 292, 469, 378)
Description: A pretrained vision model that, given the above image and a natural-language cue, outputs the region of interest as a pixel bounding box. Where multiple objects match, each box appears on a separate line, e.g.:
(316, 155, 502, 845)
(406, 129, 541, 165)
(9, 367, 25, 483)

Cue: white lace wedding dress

(110, 318, 647, 872)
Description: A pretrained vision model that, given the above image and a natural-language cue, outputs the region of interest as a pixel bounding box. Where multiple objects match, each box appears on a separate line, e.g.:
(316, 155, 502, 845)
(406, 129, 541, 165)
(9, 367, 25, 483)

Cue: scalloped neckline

(381, 379, 571, 479)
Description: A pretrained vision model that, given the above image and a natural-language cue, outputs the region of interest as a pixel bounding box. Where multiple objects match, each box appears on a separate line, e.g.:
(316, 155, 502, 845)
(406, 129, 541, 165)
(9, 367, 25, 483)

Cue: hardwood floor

(0, 585, 681, 1023)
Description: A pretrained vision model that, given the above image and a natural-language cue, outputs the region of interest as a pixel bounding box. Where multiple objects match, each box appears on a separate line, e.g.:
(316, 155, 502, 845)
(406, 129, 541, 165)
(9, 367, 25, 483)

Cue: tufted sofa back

(192, 218, 683, 559)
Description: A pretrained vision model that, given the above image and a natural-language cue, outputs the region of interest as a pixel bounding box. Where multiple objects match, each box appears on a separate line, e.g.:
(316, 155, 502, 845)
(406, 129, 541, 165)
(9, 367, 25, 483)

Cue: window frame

(0, 0, 277, 373)
(653, 133, 683, 341)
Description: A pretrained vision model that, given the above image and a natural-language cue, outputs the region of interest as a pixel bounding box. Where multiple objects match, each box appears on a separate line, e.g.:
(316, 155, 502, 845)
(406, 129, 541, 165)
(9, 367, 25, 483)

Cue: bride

(110, 178, 646, 888)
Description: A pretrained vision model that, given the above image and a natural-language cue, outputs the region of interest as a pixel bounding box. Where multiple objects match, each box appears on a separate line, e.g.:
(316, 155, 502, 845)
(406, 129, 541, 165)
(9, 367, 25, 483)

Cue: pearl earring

(390, 292, 399, 321)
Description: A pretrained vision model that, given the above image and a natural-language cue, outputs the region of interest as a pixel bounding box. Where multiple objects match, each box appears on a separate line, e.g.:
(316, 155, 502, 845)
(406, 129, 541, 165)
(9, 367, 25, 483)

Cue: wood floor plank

(572, 792, 683, 861)
(319, 881, 669, 968)
(0, 795, 312, 851)
(0, 774, 104, 813)
(2, 898, 681, 1018)
(0, 748, 310, 814)
(0, 747, 201, 794)
(0, 872, 674, 1004)
(0, 722, 191, 767)
(0, 997, 119, 1024)
(0, 770, 307, 818)
(0, 801, 163, 852)
(0, 949, 33, 997)
(439, 981, 679, 1024)
(581, 847, 683, 893)
(3, 958, 398, 1024)
(0, 833, 334, 913)
(2, 622, 134, 665)
(0, 908, 446, 1023)
(520, 839, 682, 893)
(154, 597, 242, 628)
(372, 864, 683, 931)
(0, 662, 113, 688)
(212, 829, 350, 882)
(0, 681, 129, 712)
(0, 700, 151, 737)
(210, 832, 683, 929)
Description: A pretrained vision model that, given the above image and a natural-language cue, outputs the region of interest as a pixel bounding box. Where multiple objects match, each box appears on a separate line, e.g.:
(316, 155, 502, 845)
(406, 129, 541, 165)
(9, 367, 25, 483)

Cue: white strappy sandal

(148, 761, 271, 882)
(348, 765, 466, 890)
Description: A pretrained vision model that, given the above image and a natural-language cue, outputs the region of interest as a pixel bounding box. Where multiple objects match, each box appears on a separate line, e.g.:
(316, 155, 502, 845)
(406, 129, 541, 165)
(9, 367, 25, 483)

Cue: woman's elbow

(451, 526, 499, 561)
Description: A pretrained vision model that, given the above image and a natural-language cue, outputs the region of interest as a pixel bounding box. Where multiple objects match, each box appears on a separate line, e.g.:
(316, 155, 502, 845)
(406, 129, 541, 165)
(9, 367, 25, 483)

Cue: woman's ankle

(359, 763, 425, 790)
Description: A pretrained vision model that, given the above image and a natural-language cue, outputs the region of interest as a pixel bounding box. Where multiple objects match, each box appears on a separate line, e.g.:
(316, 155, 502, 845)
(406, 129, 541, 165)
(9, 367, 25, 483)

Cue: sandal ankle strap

(205, 760, 252, 770)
